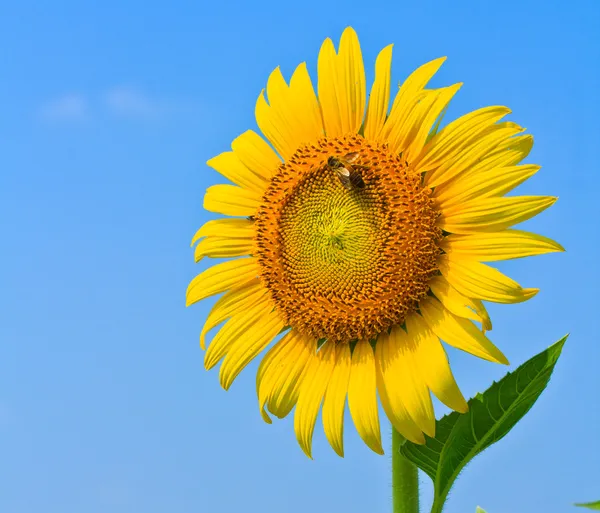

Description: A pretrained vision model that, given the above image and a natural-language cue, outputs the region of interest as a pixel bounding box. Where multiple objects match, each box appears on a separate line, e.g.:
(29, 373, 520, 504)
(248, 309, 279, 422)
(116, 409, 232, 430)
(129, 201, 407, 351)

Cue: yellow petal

(438, 254, 539, 304)
(454, 134, 534, 182)
(375, 331, 425, 444)
(425, 124, 524, 187)
(294, 342, 336, 459)
(381, 57, 447, 143)
(420, 296, 509, 364)
(289, 62, 325, 143)
(403, 83, 463, 162)
(338, 27, 366, 134)
(255, 87, 295, 161)
(386, 89, 440, 155)
(405, 313, 468, 413)
(484, 120, 521, 132)
(192, 219, 254, 260)
(256, 334, 290, 423)
(413, 106, 511, 172)
(194, 238, 254, 262)
(266, 332, 315, 419)
(266, 67, 297, 137)
(256, 330, 315, 423)
(199, 278, 264, 349)
(388, 327, 436, 437)
(434, 164, 540, 210)
(186, 257, 259, 307)
(426, 101, 450, 144)
(203, 184, 262, 217)
(318, 27, 366, 137)
(395, 57, 446, 107)
(191, 218, 254, 246)
(231, 130, 282, 181)
(471, 299, 491, 333)
(439, 195, 557, 234)
(259, 65, 325, 155)
(219, 307, 285, 390)
(363, 44, 393, 141)
(433, 133, 535, 197)
(204, 292, 271, 370)
(317, 38, 343, 137)
(322, 343, 351, 457)
(441, 230, 565, 261)
(348, 340, 384, 454)
(482, 133, 534, 168)
(429, 275, 492, 330)
(206, 151, 268, 194)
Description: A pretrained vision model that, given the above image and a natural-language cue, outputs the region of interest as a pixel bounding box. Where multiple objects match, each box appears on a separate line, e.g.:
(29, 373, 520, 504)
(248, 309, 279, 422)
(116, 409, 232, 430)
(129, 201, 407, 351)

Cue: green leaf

(401, 335, 568, 513)
(475, 508, 487, 513)
(575, 501, 600, 510)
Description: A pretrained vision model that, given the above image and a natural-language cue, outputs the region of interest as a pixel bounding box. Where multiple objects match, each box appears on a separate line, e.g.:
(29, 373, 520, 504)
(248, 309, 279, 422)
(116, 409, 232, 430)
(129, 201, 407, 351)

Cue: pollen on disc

(254, 134, 442, 343)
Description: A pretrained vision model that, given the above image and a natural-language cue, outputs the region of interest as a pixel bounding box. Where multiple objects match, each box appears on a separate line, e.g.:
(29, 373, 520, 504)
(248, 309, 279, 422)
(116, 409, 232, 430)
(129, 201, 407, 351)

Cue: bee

(247, 216, 255, 221)
(326, 152, 367, 190)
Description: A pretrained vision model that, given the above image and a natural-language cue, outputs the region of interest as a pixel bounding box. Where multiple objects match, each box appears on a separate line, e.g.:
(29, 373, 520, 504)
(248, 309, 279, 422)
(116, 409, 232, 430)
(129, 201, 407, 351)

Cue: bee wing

(343, 152, 360, 163)
(335, 166, 351, 177)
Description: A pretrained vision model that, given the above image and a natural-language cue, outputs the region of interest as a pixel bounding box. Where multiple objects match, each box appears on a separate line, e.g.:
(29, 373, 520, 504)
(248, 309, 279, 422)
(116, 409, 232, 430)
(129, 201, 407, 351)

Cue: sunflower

(186, 27, 563, 458)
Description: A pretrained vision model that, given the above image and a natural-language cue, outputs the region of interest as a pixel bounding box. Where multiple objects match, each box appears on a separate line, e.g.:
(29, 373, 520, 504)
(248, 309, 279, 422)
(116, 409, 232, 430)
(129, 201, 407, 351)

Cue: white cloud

(39, 94, 87, 120)
(39, 88, 194, 123)
(104, 87, 163, 118)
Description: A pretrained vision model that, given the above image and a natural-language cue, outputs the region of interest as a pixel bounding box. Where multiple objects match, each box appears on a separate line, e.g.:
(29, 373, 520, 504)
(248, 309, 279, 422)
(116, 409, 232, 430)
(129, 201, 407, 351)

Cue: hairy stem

(392, 428, 419, 513)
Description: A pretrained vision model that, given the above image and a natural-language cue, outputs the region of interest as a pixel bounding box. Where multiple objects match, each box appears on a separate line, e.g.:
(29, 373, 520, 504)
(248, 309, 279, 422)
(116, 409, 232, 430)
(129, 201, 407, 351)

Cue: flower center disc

(255, 134, 442, 343)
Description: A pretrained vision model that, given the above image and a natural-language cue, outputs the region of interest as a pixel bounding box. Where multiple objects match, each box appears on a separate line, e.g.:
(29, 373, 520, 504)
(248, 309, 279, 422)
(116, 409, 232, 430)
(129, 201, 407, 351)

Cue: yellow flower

(187, 27, 563, 458)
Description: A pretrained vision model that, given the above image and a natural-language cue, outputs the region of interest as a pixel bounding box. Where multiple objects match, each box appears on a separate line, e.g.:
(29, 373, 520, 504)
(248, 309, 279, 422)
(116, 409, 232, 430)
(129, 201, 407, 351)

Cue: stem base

(392, 428, 419, 513)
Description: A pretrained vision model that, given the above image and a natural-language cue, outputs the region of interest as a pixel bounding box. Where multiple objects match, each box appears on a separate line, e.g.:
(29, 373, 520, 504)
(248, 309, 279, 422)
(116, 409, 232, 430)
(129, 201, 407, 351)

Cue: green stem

(392, 428, 419, 513)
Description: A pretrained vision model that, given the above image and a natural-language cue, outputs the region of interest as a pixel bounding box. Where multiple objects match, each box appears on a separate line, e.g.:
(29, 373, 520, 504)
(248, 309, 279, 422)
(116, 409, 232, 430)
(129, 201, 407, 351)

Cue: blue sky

(0, 1, 598, 512)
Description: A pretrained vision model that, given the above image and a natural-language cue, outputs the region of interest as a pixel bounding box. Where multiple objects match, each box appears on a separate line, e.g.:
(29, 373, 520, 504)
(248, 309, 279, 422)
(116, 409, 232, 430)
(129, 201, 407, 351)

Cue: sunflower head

(255, 133, 442, 343)
(187, 27, 563, 458)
